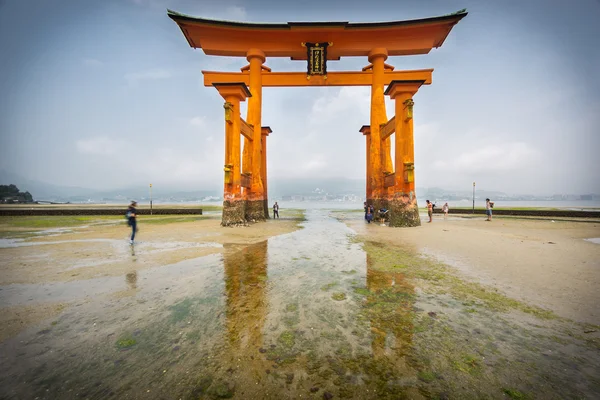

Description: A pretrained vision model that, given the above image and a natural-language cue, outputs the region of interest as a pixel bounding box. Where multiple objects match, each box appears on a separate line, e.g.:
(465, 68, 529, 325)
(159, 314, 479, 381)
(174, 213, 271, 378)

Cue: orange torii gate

(168, 9, 467, 226)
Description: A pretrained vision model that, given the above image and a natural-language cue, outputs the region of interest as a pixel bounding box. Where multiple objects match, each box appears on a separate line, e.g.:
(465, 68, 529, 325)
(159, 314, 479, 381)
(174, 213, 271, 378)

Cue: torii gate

(168, 9, 467, 227)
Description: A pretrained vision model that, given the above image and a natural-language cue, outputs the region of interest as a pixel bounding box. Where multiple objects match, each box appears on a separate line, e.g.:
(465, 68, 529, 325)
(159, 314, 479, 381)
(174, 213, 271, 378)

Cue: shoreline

(1, 203, 599, 218)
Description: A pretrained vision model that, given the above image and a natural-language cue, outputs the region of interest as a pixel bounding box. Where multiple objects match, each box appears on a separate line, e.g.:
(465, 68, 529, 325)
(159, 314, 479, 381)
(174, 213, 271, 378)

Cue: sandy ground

(0, 216, 299, 284)
(0, 215, 301, 341)
(2, 211, 599, 341)
(346, 214, 600, 325)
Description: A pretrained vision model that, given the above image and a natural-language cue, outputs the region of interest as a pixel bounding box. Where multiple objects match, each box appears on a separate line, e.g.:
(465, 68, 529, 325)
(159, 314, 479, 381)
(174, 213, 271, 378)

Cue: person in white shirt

(442, 203, 449, 219)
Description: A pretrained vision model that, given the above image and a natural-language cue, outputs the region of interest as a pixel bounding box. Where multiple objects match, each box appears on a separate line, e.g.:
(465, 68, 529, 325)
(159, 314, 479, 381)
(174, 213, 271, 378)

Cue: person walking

(126, 201, 138, 244)
(485, 198, 494, 221)
(273, 201, 279, 219)
(426, 200, 433, 223)
(442, 202, 449, 219)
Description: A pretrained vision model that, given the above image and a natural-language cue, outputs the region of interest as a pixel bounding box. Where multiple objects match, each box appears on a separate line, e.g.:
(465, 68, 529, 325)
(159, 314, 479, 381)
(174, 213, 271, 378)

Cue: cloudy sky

(0, 0, 599, 195)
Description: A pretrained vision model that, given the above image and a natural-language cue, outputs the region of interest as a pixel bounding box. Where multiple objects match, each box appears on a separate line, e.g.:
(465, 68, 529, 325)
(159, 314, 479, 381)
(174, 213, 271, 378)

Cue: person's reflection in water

(366, 254, 415, 362)
(126, 271, 138, 290)
(223, 241, 268, 351)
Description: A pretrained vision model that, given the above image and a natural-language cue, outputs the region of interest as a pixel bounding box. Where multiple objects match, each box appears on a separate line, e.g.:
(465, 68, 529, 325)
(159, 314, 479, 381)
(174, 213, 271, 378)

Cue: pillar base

(367, 198, 389, 216)
(222, 200, 247, 226)
(389, 193, 421, 227)
(246, 199, 266, 221)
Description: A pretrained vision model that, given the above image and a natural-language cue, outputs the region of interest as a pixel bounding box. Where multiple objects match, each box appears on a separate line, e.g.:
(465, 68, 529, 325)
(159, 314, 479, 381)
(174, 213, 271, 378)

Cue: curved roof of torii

(167, 9, 467, 60)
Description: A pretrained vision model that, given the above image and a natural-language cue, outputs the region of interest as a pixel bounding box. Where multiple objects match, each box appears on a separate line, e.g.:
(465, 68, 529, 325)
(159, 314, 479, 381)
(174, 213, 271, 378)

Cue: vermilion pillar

(261, 126, 272, 218)
(244, 49, 267, 220)
(359, 125, 372, 201)
(368, 48, 388, 211)
(385, 80, 424, 227)
(214, 82, 252, 226)
(381, 70, 394, 180)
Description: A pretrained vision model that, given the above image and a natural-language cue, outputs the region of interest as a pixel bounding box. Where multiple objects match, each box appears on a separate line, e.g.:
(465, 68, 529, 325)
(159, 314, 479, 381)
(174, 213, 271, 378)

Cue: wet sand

(0, 214, 300, 284)
(0, 214, 302, 341)
(1, 210, 599, 399)
(346, 213, 600, 325)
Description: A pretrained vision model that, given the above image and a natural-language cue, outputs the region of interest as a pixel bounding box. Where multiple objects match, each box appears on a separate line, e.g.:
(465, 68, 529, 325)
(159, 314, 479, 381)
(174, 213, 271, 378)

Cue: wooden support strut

(240, 118, 254, 141)
(241, 173, 252, 188)
(380, 116, 396, 140)
(384, 173, 396, 188)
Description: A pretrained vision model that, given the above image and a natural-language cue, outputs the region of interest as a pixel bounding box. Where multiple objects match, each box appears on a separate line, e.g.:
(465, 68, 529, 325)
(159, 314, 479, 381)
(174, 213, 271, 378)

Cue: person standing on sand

(126, 201, 138, 244)
(442, 202, 449, 219)
(366, 204, 374, 223)
(426, 200, 433, 223)
(485, 198, 494, 221)
(273, 202, 279, 219)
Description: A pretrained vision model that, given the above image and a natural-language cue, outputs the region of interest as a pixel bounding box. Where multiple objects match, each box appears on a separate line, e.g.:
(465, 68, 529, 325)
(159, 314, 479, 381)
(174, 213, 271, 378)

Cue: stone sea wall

(0, 208, 202, 216)
(434, 209, 599, 218)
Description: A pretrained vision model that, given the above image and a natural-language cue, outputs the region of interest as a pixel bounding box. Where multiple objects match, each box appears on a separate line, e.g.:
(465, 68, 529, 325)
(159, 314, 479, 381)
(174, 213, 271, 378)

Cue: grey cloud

(1, 0, 599, 196)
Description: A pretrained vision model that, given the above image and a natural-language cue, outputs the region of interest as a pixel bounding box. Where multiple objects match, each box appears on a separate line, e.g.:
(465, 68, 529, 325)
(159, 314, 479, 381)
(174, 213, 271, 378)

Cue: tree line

(0, 184, 34, 203)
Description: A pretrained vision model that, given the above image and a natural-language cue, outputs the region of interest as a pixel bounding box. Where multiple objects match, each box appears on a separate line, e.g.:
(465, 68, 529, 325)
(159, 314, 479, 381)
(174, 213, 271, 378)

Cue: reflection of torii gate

(168, 9, 467, 227)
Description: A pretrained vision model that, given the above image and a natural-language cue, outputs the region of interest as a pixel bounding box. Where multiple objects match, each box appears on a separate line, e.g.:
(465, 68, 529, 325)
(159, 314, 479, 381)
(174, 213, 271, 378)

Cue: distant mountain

(0, 170, 96, 200)
(1, 170, 595, 203)
(417, 186, 509, 201)
(0, 170, 220, 202)
(269, 177, 364, 198)
(88, 186, 220, 202)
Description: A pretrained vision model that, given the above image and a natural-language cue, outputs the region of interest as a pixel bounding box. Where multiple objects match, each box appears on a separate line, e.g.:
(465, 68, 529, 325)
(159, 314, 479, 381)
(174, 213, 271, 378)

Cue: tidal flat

(0, 209, 599, 399)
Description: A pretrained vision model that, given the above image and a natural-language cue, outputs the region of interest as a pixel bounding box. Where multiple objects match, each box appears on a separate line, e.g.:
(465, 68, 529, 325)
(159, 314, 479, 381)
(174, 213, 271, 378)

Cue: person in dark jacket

(127, 201, 138, 244)
(366, 204, 374, 223)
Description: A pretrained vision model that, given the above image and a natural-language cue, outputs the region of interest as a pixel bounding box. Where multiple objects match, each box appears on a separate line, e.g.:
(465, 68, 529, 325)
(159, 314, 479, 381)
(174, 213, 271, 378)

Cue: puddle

(0, 238, 24, 248)
(0, 238, 124, 249)
(0, 210, 598, 399)
(0, 277, 125, 307)
(143, 241, 222, 251)
(0, 251, 224, 306)
(0, 237, 221, 251)
(32, 227, 75, 236)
